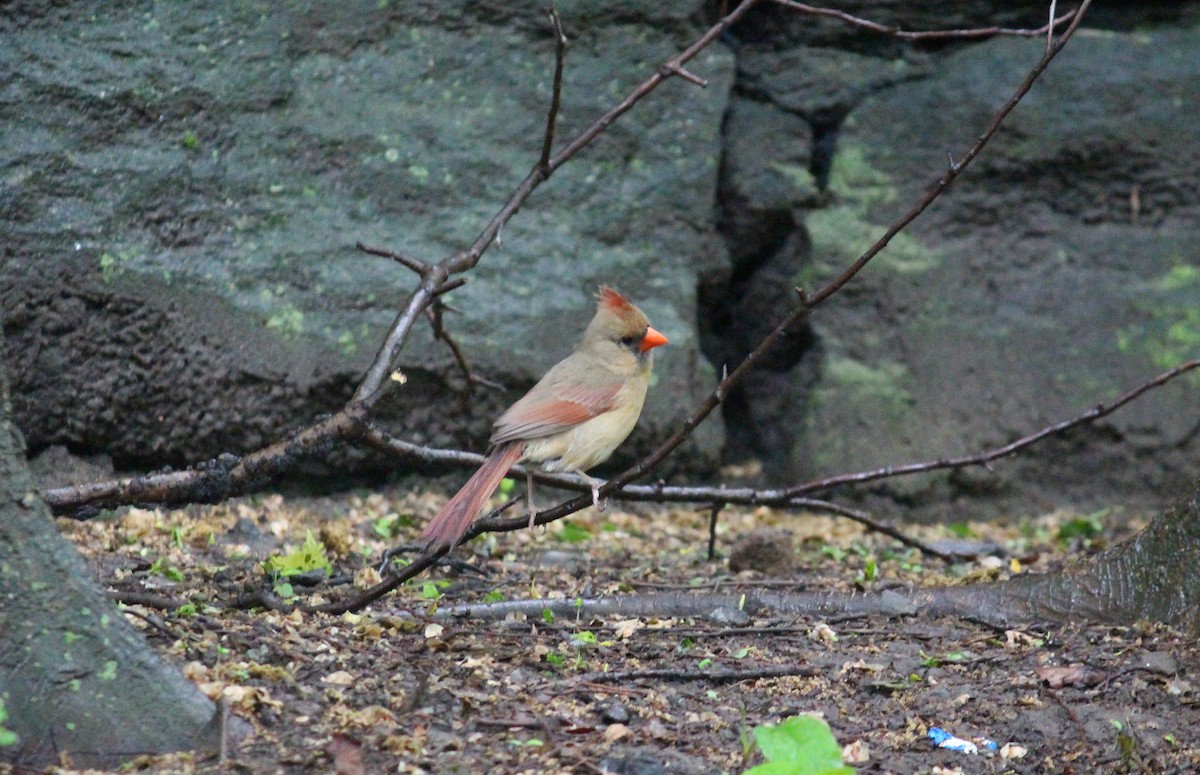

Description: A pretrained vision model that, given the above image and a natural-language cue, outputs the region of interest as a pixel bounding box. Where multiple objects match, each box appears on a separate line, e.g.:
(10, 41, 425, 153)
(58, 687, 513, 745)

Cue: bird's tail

(420, 441, 525, 550)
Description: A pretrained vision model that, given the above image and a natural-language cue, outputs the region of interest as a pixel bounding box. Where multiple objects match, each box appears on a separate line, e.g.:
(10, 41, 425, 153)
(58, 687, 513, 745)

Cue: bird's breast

(524, 372, 649, 473)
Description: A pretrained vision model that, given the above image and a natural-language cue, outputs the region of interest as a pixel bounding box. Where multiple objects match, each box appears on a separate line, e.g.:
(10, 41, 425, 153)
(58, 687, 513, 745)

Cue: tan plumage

(420, 286, 668, 550)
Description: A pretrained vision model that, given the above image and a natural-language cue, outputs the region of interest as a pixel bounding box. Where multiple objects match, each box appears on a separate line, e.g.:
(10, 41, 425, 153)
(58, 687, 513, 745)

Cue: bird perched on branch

(420, 286, 669, 550)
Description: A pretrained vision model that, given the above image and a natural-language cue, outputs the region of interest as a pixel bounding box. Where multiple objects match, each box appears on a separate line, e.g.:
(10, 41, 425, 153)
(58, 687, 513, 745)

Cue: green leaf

(263, 530, 333, 577)
(372, 514, 401, 539)
(542, 608, 555, 624)
(1058, 514, 1105, 542)
(149, 557, 185, 582)
(419, 582, 442, 600)
(558, 522, 592, 543)
(749, 716, 854, 775)
(0, 698, 18, 748)
(483, 590, 505, 603)
(821, 545, 847, 562)
(745, 764, 855, 775)
(572, 630, 598, 646)
(947, 522, 973, 538)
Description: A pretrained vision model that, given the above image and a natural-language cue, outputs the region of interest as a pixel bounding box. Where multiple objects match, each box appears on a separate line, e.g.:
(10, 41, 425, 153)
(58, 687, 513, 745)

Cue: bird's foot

(582, 474, 607, 512)
(524, 470, 542, 534)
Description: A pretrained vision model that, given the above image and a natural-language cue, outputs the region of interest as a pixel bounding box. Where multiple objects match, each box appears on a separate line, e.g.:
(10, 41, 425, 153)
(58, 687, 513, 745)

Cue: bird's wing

(490, 376, 622, 444)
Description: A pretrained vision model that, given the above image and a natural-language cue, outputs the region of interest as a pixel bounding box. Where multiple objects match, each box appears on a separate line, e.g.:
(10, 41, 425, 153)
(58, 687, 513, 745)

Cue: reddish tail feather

(420, 441, 525, 550)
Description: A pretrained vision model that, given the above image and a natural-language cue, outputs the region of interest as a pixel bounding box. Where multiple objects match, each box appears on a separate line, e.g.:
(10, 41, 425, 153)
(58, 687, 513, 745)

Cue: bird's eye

(618, 335, 636, 347)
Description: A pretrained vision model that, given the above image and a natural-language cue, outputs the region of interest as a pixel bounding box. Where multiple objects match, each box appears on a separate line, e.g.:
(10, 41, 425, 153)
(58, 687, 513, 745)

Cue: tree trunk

(912, 478, 1200, 633)
(1000, 479, 1200, 630)
(0, 363, 221, 770)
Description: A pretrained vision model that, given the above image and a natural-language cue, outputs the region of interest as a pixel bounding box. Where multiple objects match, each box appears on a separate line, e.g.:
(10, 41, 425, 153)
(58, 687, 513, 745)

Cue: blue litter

(929, 727, 998, 755)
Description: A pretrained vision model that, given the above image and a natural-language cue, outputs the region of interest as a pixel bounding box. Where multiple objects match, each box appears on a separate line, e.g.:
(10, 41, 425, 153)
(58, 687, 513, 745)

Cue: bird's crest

(597, 285, 634, 314)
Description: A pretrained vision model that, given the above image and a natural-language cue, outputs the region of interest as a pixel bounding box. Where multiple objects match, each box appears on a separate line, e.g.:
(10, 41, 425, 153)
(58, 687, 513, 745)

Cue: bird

(419, 286, 669, 551)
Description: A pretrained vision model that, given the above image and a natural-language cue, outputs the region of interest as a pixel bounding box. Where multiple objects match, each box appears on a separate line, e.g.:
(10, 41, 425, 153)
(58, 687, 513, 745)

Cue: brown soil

(53, 488, 1200, 774)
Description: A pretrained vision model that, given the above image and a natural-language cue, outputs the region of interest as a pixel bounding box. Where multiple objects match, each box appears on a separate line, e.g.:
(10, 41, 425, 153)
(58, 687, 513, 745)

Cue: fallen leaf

(1001, 742, 1028, 760)
(612, 618, 643, 639)
(222, 684, 283, 711)
(842, 739, 870, 763)
(603, 723, 630, 742)
(1035, 664, 1105, 689)
(809, 622, 838, 645)
(323, 670, 356, 686)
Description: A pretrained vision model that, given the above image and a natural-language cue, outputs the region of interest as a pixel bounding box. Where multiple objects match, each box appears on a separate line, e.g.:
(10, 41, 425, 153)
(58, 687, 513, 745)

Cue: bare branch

(364, 356, 1196, 561)
(43, 404, 370, 517)
(573, 664, 819, 684)
(425, 302, 506, 393)
(772, 0, 1078, 41)
(539, 3, 568, 172)
(355, 241, 431, 275)
(351, 270, 447, 405)
(783, 358, 1200, 498)
(363, 425, 950, 560)
(308, 548, 445, 615)
(1047, 0, 1059, 52)
(663, 63, 708, 88)
(707, 503, 722, 561)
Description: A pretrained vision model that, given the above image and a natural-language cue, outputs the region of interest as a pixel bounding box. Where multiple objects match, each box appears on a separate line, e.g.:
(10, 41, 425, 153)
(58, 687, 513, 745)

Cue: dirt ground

(51, 486, 1200, 774)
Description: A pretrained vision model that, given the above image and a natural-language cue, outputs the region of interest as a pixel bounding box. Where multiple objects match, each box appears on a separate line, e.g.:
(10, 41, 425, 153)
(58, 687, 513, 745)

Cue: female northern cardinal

(420, 286, 669, 550)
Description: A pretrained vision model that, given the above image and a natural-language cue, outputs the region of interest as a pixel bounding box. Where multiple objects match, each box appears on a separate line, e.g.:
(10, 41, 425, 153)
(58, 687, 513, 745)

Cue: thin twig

(771, 0, 1078, 41)
(355, 241, 431, 275)
(425, 302, 506, 392)
(352, 270, 447, 404)
(573, 664, 819, 684)
(539, 4, 567, 172)
(308, 548, 443, 615)
(1047, 0, 1059, 52)
(109, 589, 188, 610)
(707, 503, 722, 561)
(782, 358, 1200, 498)
(664, 63, 708, 88)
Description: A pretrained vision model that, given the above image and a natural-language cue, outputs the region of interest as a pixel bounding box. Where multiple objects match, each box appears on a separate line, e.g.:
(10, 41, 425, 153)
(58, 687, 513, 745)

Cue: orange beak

(640, 327, 669, 352)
